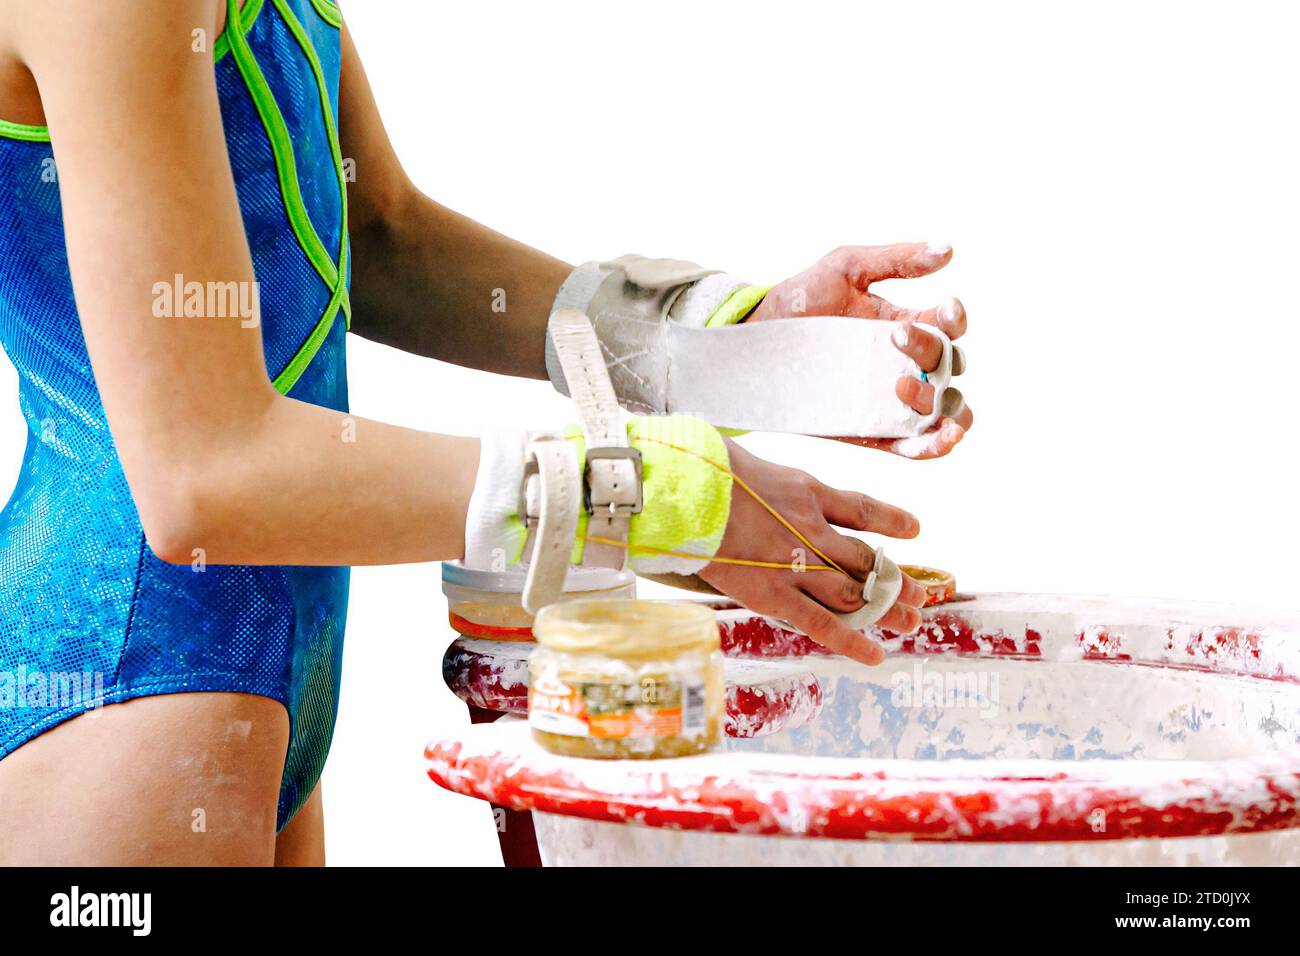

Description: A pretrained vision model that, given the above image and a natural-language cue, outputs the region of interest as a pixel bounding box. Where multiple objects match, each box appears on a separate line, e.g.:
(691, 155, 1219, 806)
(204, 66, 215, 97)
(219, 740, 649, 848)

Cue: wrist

(463, 415, 731, 577)
(563, 414, 731, 573)
(626, 414, 731, 574)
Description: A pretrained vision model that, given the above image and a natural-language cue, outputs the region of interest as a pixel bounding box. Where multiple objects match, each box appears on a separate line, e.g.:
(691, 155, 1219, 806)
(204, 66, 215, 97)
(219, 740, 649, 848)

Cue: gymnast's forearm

(348, 193, 570, 380)
(133, 392, 481, 568)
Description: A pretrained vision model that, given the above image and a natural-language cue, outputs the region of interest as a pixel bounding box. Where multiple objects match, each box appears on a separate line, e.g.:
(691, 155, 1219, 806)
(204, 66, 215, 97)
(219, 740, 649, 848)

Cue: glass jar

(441, 562, 637, 641)
(528, 600, 724, 759)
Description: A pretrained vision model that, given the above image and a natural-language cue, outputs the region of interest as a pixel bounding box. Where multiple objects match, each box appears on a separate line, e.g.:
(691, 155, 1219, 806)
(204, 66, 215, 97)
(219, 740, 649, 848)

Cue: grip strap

(522, 310, 641, 613)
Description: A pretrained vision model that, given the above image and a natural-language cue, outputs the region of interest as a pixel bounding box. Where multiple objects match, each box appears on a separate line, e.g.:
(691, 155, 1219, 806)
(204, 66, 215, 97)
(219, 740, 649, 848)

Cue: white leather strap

(521, 311, 646, 614)
(548, 309, 639, 570)
(521, 440, 581, 615)
(549, 309, 625, 448)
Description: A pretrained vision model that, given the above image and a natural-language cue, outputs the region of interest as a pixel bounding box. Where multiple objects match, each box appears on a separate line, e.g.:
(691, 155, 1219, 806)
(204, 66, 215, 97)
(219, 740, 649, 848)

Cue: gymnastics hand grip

(667, 317, 954, 438)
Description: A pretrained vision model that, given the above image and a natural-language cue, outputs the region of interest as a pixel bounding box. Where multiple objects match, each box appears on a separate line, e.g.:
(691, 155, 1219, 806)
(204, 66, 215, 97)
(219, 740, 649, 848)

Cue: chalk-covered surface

(428, 593, 1300, 865)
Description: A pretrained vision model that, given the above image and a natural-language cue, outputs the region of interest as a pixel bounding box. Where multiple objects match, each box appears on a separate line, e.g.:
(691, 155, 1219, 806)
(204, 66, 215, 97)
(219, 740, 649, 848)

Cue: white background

(3, 0, 1297, 865)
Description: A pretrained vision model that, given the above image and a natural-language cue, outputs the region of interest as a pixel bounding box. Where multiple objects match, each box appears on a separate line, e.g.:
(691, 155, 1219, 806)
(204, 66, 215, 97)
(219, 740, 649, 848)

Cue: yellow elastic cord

(580, 535, 842, 573)
(585, 434, 853, 577)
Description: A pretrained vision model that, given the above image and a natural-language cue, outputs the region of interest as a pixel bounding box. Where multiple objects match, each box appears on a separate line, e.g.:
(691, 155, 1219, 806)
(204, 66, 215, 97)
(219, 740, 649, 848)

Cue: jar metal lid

(900, 564, 957, 607)
(534, 599, 719, 658)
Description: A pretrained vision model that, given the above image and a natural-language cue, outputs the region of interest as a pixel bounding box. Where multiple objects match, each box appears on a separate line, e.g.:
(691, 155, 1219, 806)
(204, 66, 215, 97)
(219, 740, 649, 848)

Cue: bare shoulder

(0, 0, 224, 128)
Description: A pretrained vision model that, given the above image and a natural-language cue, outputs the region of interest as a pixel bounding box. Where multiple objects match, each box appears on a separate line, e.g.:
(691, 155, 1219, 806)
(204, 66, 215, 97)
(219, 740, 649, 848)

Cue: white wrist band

(463, 430, 528, 571)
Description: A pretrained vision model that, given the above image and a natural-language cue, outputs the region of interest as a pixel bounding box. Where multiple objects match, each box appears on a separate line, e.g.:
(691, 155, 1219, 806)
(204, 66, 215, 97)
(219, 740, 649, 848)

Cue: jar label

(529, 669, 707, 739)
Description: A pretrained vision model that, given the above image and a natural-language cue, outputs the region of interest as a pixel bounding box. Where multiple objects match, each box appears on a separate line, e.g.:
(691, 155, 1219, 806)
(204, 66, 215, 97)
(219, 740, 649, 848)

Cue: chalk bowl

(428, 593, 1300, 866)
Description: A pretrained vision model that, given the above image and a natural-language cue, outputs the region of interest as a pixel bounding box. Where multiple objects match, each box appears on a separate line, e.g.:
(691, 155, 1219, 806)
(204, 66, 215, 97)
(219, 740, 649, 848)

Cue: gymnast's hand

(745, 242, 973, 460)
(698, 439, 926, 665)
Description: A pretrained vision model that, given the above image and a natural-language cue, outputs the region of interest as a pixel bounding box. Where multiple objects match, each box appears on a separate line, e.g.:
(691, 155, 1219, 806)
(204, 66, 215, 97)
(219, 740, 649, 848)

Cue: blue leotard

(0, 0, 351, 829)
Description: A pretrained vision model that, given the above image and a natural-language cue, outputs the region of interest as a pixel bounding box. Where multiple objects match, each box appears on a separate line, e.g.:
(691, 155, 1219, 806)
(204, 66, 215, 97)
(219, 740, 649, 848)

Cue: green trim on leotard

(307, 0, 344, 29)
(226, 0, 352, 393)
(214, 0, 267, 63)
(273, 284, 347, 393)
(270, 0, 350, 330)
(0, 119, 50, 143)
